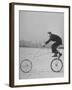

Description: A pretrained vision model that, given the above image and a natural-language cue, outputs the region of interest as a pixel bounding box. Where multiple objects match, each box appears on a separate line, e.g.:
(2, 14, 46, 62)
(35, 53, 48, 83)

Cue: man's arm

(42, 36, 51, 47)
(42, 39, 51, 47)
(45, 39, 51, 45)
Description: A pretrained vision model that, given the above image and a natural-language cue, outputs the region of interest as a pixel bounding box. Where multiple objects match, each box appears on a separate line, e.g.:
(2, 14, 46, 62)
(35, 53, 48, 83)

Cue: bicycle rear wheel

(20, 59, 32, 73)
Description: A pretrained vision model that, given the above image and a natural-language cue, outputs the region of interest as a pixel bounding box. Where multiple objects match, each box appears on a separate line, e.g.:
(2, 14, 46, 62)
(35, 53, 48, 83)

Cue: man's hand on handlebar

(42, 43, 45, 47)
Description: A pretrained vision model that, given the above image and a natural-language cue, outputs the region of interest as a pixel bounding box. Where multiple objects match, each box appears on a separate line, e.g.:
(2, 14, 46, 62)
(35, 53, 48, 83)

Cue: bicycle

(20, 47, 63, 73)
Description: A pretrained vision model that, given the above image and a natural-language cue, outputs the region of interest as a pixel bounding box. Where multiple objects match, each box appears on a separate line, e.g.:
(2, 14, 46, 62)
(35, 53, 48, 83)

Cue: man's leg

(52, 43, 58, 57)
(52, 43, 62, 57)
(55, 43, 62, 57)
(52, 42, 61, 57)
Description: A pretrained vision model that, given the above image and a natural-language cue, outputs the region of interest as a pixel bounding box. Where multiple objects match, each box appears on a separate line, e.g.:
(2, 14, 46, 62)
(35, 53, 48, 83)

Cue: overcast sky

(19, 10, 64, 43)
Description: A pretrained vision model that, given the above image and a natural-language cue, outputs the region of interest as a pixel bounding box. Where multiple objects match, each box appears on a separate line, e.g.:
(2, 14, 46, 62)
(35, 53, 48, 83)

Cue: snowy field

(19, 47, 64, 79)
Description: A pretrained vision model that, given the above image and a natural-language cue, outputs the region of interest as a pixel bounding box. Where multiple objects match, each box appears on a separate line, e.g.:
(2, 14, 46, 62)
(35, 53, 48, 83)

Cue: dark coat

(45, 34, 62, 45)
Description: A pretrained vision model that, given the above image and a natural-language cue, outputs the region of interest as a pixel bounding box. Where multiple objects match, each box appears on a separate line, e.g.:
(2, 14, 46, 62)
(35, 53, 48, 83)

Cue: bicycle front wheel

(50, 58, 63, 72)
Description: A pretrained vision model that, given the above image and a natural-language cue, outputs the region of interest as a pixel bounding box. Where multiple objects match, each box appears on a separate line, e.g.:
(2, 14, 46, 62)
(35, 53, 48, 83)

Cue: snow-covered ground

(19, 47, 64, 79)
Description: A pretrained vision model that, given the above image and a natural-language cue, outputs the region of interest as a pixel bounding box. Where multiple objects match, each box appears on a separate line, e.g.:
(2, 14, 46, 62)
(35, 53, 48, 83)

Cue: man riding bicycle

(43, 32, 62, 57)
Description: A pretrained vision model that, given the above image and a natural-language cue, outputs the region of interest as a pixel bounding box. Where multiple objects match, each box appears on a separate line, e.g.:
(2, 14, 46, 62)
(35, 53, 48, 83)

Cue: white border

(14, 4, 69, 86)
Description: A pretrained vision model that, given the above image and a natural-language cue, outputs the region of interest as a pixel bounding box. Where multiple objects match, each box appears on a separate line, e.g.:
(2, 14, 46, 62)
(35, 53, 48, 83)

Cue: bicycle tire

(20, 59, 32, 73)
(50, 58, 63, 72)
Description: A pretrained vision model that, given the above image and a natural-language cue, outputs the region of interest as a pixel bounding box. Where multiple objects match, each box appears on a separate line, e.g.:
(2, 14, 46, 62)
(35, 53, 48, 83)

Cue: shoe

(52, 54, 57, 57)
(59, 53, 62, 57)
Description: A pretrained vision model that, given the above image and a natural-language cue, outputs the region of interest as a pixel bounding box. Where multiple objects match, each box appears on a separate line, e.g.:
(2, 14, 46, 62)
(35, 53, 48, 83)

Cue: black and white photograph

(9, 3, 70, 87)
(19, 10, 64, 79)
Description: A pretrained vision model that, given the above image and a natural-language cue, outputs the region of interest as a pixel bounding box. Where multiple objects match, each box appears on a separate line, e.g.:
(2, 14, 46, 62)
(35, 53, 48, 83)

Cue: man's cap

(48, 32, 51, 34)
